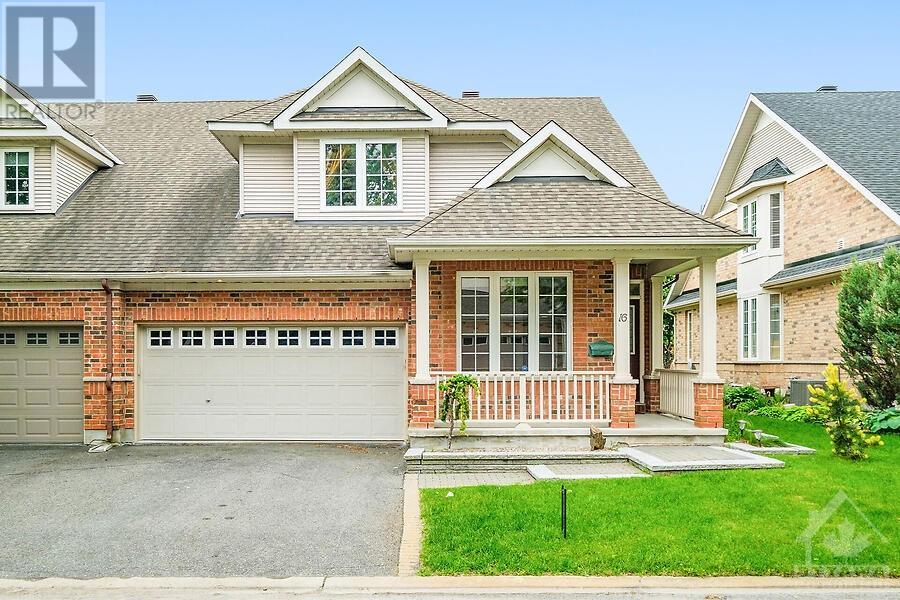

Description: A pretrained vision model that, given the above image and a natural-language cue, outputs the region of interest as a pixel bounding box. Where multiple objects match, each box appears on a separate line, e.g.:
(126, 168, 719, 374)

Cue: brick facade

(3, 261, 653, 437)
(693, 381, 723, 428)
(784, 166, 899, 264)
(609, 382, 637, 428)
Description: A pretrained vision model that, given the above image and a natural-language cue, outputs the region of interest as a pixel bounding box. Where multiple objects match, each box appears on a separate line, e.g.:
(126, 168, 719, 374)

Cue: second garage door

(138, 325, 407, 441)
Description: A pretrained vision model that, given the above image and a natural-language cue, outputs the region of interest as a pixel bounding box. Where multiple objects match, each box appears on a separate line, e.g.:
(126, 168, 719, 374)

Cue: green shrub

(865, 406, 900, 433)
(724, 385, 771, 412)
(807, 364, 883, 460)
(752, 404, 816, 423)
(836, 247, 900, 409)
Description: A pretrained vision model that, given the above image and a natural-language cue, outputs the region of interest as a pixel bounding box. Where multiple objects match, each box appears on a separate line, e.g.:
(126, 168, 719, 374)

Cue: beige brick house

(667, 89, 900, 392)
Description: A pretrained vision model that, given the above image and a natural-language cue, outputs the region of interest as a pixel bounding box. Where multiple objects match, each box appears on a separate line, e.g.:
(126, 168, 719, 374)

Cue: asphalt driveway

(0, 443, 405, 578)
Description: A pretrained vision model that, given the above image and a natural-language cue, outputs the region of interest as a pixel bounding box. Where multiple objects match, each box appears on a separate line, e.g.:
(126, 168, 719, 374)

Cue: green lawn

(419, 414, 899, 576)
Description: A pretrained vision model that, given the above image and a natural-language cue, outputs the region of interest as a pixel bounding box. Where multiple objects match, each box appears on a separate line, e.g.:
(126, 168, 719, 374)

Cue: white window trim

(770, 191, 783, 252)
(147, 328, 174, 349)
(456, 271, 574, 373)
(276, 328, 303, 348)
(769, 293, 783, 362)
(307, 328, 334, 348)
(740, 198, 758, 255)
(242, 328, 270, 348)
(319, 139, 402, 211)
(0, 147, 35, 211)
(686, 310, 694, 366)
(373, 327, 400, 349)
(211, 328, 237, 347)
(178, 328, 205, 349)
(739, 298, 759, 360)
(340, 327, 367, 349)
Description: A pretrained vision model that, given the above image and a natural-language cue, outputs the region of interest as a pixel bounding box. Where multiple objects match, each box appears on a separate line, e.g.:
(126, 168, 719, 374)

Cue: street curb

(0, 575, 896, 593)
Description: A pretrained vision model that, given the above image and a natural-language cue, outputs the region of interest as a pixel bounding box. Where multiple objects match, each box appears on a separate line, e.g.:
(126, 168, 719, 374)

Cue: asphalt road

(0, 443, 405, 578)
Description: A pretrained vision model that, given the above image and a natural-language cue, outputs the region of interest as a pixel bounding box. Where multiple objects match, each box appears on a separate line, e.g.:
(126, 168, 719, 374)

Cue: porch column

(612, 257, 632, 382)
(413, 258, 431, 382)
(695, 256, 724, 428)
(610, 257, 636, 428)
(646, 274, 665, 413)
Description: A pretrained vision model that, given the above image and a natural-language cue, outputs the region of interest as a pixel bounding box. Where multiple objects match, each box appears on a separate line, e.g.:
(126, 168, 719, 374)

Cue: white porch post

(650, 275, 664, 374)
(612, 257, 633, 382)
(698, 257, 720, 381)
(414, 258, 431, 382)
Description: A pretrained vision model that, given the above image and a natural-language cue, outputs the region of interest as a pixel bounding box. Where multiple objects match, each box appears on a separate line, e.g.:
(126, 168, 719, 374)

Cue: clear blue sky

(102, 0, 900, 211)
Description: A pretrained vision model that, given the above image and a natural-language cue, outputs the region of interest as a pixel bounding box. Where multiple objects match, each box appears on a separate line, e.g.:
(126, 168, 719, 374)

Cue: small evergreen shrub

(724, 385, 774, 412)
(807, 364, 883, 460)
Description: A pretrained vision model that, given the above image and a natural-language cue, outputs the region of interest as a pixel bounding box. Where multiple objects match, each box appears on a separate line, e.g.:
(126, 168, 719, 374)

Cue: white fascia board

(473, 121, 631, 189)
(750, 95, 900, 227)
(207, 121, 274, 132)
(281, 119, 435, 131)
(724, 176, 791, 203)
(702, 97, 758, 216)
(0, 80, 117, 167)
(665, 287, 737, 311)
(445, 121, 529, 144)
(271, 47, 448, 129)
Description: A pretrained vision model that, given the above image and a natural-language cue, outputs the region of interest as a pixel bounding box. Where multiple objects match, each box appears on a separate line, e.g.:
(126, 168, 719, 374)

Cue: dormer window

(3, 149, 32, 209)
(323, 140, 398, 208)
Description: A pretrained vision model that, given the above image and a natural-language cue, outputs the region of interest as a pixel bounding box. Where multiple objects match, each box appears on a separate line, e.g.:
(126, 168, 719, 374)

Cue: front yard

(419, 413, 898, 576)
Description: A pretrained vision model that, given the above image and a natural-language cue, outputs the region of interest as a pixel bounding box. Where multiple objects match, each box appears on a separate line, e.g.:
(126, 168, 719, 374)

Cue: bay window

(459, 273, 571, 372)
(324, 140, 398, 208)
(3, 149, 32, 208)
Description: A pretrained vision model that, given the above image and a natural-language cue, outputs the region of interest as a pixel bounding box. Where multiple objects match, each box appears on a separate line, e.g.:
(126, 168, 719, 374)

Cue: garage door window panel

(0, 332, 15, 345)
(244, 329, 269, 348)
(26, 332, 48, 346)
(212, 329, 236, 347)
(180, 329, 204, 348)
(341, 328, 366, 348)
(308, 329, 333, 347)
(148, 329, 173, 348)
(373, 328, 398, 348)
(277, 329, 301, 347)
(58, 331, 81, 345)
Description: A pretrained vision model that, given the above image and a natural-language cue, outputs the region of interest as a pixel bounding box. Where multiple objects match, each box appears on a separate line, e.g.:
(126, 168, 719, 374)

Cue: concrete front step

(600, 426, 727, 447)
(404, 447, 627, 472)
(408, 427, 595, 451)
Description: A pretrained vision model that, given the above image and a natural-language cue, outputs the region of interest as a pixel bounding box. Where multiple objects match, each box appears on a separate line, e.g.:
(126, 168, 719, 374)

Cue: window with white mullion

(538, 275, 568, 371)
(459, 276, 491, 372)
(364, 142, 397, 206)
(499, 276, 529, 372)
(741, 297, 758, 359)
(3, 149, 31, 208)
(769, 293, 782, 360)
(324, 140, 398, 208)
(742, 199, 758, 253)
(324, 143, 357, 207)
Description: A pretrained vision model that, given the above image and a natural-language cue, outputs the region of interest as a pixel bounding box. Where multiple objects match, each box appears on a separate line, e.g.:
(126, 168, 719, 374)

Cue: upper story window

(741, 199, 758, 253)
(323, 141, 398, 208)
(3, 149, 32, 209)
(770, 192, 782, 250)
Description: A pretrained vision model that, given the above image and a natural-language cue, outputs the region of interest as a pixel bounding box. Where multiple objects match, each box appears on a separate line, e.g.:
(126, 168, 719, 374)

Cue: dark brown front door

(630, 298, 644, 412)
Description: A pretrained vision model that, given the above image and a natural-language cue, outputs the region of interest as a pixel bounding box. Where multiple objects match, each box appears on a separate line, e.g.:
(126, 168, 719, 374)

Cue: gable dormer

(475, 121, 632, 188)
(0, 80, 118, 214)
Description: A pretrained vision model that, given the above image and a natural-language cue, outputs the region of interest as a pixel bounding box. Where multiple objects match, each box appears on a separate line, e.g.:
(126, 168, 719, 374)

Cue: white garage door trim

(137, 324, 407, 442)
(0, 326, 84, 443)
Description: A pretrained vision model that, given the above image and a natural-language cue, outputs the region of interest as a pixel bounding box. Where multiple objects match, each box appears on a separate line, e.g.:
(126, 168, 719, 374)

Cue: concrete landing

(526, 462, 649, 481)
(620, 445, 784, 472)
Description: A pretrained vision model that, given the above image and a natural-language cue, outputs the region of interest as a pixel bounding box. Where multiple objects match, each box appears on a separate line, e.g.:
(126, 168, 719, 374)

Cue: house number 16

(618, 313, 628, 322)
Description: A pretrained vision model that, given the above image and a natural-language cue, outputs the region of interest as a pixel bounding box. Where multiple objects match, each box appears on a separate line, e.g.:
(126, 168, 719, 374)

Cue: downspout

(101, 278, 114, 442)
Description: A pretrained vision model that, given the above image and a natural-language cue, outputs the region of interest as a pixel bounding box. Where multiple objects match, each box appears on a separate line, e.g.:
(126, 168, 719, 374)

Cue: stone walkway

(419, 472, 534, 489)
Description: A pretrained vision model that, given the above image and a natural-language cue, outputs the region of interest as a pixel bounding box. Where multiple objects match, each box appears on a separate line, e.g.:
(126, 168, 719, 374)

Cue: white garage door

(0, 326, 84, 443)
(138, 325, 407, 441)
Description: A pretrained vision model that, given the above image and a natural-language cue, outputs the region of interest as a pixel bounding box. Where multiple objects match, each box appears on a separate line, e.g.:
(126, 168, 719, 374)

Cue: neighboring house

(0, 48, 752, 445)
(667, 89, 900, 391)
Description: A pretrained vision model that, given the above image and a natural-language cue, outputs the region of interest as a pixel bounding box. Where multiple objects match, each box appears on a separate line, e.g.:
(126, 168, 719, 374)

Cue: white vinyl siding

(731, 120, 819, 191)
(241, 143, 293, 214)
(429, 140, 511, 207)
(295, 134, 426, 220)
(55, 143, 95, 210)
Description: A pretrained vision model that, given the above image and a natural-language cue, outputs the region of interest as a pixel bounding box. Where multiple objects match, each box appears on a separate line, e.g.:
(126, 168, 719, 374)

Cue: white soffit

(271, 47, 448, 129)
(475, 121, 631, 189)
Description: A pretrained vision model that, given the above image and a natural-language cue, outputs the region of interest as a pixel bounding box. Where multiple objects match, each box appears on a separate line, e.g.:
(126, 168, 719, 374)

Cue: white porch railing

(658, 368, 698, 420)
(433, 372, 613, 423)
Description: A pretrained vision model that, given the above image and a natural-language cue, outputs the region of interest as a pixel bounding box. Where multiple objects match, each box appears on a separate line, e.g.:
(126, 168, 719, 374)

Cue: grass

(419, 413, 899, 576)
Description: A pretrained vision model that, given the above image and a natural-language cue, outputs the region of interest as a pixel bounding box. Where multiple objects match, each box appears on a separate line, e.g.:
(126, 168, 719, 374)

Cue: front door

(629, 299, 644, 412)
